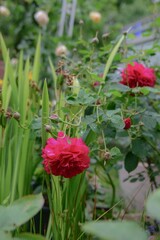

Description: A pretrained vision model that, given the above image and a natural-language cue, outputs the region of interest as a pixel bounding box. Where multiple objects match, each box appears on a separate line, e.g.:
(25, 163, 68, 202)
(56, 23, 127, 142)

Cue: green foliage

(83, 221, 148, 240)
(0, 194, 44, 231)
(146, 188, 160, 222)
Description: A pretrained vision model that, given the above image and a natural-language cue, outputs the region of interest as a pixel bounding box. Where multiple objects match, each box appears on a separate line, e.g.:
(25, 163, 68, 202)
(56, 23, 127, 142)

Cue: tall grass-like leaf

(0, 34, 18, 107)
(102, 29, 131, 81)
(42, 80, 49, 147)
(2, 52, 11, 111)
(49, 57, 58, 100)
(32, 34, 41, 82)
(19, 57, 30, 124)
(0, 33, 8, 62)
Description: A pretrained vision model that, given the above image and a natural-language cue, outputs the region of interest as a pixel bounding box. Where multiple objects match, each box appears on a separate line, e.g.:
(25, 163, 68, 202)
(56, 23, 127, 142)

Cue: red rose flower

(120, 62, 156, 88)
(124, 118, 131, 129)
(42, 132, 90, 178)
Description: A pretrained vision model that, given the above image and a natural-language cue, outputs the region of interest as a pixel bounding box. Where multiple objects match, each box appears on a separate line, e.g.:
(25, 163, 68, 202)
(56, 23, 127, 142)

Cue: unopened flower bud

(13, 112, 20, 121)
(89, 11, 101, 23)
(91, 37, 99, 44)
(45, 124, 52, 132)
(0, 6, 10, 16)
(123, 117, 131, 130)
(55, 45, 68, 57)
(34, 10, 49, 27)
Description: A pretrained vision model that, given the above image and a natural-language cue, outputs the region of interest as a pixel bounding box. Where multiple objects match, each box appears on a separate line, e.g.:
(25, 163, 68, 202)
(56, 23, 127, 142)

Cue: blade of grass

(33, 34, 41, 83)
(41, 80, 49, 147)
(49, 57, 58, 100)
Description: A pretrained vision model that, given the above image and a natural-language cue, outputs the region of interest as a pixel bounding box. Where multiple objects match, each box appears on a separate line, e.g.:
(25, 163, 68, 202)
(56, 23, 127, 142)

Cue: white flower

(89, 11, 101, 23)
(0, 6, 10, 17)
(55, 45, 68, 57)
(34, 10, 49, 27)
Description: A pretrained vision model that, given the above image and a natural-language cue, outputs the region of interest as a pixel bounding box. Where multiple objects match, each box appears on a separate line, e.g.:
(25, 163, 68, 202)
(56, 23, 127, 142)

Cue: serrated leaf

(110, 115, 124, 129)
(142, 115, 157, 129)
(83, 221, 147, 240)
(132, 139, 147, 158)
(110, 147, 122, 161)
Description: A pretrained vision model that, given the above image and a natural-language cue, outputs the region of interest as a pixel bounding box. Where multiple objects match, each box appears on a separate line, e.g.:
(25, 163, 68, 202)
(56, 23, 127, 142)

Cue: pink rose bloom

(42, 132, 90, 178)
(120, 62, 156, 88)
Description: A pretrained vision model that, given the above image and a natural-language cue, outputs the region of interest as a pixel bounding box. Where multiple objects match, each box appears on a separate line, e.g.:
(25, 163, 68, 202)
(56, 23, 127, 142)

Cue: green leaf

(142, 115, 157, 129)
(108, 83, 130, 92)
(49, 57, 58, 100)
(110, 115, 124, 129)
(0, 194, 44, 231)
(110, 147, 122, 162)
(146, 189, 160, 221)
(32, 34, 41, 82)
(0, 33, 8, 62)
(132, 139, 147, 158)
(82, 221, 147, 240)
(102, 32, 127, 80)
(42, 80, 49, 146)
(124, 152, 139, 173)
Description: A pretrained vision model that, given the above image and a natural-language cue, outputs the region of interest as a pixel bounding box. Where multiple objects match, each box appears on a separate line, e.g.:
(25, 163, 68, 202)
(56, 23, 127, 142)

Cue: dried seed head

(34, 10, 49, 27)
(13, 112, 20, 121)
(55, 45, 68, 57)
(104, 151, 111, 161)
(91, 37, 99, 44)
(45, 124, 52, 132)
(102, 32, 110, 39)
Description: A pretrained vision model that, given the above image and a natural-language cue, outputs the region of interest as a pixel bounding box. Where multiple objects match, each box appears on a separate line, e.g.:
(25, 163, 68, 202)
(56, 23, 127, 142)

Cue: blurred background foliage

(0, 0, 156, 58)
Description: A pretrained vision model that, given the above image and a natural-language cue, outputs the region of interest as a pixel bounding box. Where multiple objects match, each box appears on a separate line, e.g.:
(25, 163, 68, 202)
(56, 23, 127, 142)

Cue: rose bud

(124, 118, 132, 130)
